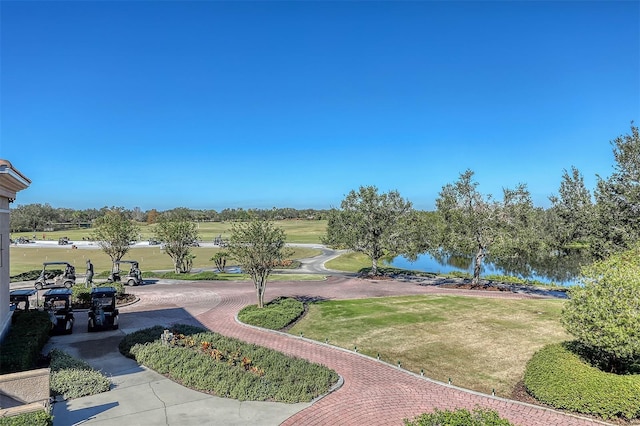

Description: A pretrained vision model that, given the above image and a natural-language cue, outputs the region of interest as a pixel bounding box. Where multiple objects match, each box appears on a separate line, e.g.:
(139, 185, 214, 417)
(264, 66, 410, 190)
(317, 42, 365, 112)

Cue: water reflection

(391, 249, 591, 286)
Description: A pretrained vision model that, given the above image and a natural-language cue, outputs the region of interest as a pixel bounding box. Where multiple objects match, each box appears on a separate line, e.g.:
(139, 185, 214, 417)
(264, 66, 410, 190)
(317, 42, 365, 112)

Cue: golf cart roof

(90, 287, 117, 296)
(42, 262, 73, 266)
(115, 260, 138, 264)
(10, 289, 37, 297)
(43, 288, 73, 297)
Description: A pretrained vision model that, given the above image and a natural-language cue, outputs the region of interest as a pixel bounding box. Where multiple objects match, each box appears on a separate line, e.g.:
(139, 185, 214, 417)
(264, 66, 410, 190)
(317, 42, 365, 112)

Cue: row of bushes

(0, 311, 51, 374)
(524, 342, 640, 420)
(238, 297, 305, 330)
(119, 324, 339, 403)
(48, 349, 111, 399)
(71, 282, 125, 306)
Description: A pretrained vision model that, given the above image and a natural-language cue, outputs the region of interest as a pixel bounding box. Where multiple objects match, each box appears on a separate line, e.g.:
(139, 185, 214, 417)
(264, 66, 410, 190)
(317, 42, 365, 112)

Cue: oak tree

(436, 170, 540, 286)
(323, 186, 414, 276)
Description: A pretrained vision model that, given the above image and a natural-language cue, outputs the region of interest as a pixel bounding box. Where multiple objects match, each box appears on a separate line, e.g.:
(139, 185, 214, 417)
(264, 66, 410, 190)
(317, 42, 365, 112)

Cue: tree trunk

(255, 276, 266, 308)
(256, 283, 264, 308)
(472, 247, 484, 287)
(371, 257, 378, 276)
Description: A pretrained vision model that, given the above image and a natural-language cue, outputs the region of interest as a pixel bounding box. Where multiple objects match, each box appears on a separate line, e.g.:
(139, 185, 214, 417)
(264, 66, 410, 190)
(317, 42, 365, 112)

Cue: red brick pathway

(125, 276, 610, 426)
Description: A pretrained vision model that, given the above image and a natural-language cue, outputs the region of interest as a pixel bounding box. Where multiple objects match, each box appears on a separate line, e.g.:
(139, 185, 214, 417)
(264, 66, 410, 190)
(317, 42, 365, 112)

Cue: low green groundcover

(524, 342, 640, 420)
(404, 407, 515, 426)
(238, 297, 305, 330)
(120, 324, 338, 403)
(48, 349, 111, 399)
(0, 410, 52, 426)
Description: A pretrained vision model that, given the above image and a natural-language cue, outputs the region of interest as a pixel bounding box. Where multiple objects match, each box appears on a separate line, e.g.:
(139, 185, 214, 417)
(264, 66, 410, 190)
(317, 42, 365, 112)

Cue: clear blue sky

(1, 1, 638, 212)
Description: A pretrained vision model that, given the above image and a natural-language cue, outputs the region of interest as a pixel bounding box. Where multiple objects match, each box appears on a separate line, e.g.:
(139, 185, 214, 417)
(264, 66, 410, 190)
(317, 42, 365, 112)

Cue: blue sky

(1, 1, 638, 212)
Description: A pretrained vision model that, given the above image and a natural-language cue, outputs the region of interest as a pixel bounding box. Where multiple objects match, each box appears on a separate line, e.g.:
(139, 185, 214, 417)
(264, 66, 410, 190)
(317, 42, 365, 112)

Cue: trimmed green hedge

(120, 324, 338, 403)
(238, 297, 305, 330)
(0, 410, 52, 426)
(524, 342, 640, 420)
(404, 407, 515, 426)
(48, 349, 111, 399)
(0, 311, 51, 374)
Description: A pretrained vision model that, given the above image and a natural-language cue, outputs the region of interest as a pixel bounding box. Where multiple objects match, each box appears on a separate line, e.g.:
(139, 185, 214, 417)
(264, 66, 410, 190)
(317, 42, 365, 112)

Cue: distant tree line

(9, 205, 329, 233)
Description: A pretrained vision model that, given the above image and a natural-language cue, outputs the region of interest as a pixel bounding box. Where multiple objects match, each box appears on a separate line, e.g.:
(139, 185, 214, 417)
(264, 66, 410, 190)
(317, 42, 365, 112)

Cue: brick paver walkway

(123, 276, 610, 426)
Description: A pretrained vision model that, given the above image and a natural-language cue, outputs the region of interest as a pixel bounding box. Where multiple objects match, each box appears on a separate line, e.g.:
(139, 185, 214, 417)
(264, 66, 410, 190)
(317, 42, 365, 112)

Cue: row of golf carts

(33, 260, 143, 290)
(10, 287, 119, 334)
(9, 259, 143, 334)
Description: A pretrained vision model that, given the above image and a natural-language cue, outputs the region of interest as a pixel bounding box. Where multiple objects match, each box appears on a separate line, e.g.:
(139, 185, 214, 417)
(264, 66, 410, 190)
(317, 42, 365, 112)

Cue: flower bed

(120, 324, 339, 403)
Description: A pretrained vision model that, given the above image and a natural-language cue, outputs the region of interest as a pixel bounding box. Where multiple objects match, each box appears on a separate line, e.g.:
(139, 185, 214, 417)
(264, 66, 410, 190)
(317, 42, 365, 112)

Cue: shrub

(238, 297, 305, 330)
(72, 285, 91, 305)
(562, 244, 640, 373)
(404, 407, 515, 426)
(49, 348, 93, 372)
(48, 349, 111, 399)
(121, 324, 338, 403)
(0, 311, 51, 374)
(50, 369, 111, 399)
(524, 342, 640, 420)
(119, 324, 202, 357)
(0, 410, 53, 426)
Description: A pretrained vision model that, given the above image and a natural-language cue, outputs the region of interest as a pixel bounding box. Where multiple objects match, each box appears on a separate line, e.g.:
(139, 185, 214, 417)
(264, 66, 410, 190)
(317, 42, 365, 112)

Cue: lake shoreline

(376, 272, 570, 299)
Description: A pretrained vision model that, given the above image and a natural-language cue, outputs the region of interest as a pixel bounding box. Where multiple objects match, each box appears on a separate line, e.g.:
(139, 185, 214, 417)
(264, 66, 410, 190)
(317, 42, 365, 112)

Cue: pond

(390, 250, 591, 287)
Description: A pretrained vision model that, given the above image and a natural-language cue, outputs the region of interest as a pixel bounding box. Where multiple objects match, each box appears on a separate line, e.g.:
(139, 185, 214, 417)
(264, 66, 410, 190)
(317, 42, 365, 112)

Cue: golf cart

(107, 260, 143, 286)
(34, 261, 76, 290)
(43, 288, 74, 334)
(10, 289, 37, 312)
(88, 287, 119, 332)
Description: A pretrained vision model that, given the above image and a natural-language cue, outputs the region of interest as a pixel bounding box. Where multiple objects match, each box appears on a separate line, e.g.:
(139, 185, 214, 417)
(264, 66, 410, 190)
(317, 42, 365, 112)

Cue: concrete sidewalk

(44, 313, 310, 426)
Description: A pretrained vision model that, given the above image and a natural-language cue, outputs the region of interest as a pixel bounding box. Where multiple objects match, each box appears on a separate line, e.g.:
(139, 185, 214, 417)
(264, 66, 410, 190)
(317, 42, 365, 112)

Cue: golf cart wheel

(35, 282, 43, 290)
(127, 279, 136, 287)
(64, 281, 73, 289)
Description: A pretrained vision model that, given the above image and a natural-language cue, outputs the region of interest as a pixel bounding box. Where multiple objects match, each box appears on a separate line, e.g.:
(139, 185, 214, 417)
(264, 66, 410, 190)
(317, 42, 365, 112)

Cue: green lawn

(10, 219, 328, 276)
(11, 219, 328, 245)
(288, 295, 570, 397)
(324, 250, 373, 272)
(9, 245, 321, 276)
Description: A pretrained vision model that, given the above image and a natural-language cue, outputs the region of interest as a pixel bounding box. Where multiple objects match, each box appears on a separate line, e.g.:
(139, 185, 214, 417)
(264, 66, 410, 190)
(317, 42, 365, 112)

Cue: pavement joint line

(148, 381, 170, 426)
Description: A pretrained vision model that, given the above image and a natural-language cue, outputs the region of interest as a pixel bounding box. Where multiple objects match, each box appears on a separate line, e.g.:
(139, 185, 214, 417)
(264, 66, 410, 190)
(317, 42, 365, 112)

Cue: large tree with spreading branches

(323, 185, 415, 276)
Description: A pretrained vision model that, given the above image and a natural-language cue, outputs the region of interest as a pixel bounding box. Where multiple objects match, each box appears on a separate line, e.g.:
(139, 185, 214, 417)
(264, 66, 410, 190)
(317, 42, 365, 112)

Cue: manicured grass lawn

(324, 251, 372, 272)
(288, 295, 569, 397)
(11, 219, 328, 245)
(9, 245, 321, 276)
